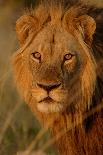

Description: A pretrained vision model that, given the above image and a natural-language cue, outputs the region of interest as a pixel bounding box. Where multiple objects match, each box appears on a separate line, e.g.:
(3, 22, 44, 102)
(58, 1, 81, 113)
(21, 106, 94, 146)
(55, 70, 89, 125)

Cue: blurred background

(0, 0, 103, 155)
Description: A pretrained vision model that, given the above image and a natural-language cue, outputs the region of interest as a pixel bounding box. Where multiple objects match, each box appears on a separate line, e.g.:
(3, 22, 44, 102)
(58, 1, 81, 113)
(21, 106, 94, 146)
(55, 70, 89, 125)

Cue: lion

(12, 0, 103, 155)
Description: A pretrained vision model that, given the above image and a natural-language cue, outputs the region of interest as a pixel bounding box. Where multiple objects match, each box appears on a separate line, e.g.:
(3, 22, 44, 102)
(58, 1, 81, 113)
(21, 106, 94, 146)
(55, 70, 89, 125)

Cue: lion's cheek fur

(12, 52, 33, 102)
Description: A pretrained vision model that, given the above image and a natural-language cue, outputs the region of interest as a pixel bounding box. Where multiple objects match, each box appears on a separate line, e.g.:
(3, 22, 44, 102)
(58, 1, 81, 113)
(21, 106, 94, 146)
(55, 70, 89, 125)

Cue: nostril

(37, 83, 61, 91)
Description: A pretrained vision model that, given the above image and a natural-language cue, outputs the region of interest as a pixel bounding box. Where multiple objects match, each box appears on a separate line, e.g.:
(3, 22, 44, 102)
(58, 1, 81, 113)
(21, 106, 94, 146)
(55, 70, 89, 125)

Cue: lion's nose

(37, 83, 61, 92)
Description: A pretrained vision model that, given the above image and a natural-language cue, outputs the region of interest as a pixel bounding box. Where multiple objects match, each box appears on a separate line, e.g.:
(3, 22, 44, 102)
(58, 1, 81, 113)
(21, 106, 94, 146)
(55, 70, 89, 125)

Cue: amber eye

(31, 52, 41, 61)
(64, 53, 74, 61)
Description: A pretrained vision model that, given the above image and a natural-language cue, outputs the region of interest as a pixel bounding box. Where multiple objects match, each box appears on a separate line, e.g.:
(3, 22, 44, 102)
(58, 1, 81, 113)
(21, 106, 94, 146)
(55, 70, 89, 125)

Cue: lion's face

(29, 26, 82, 113)
(13, 6, 96, 116)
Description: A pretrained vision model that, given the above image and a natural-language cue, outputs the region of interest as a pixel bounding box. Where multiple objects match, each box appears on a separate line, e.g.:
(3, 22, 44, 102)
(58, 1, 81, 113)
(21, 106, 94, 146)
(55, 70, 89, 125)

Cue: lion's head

(13, 4, 98, 124)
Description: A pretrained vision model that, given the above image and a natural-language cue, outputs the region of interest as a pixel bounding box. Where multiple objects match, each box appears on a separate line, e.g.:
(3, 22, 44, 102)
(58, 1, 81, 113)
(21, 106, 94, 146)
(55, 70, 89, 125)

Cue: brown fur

(12, 1, 103, 155)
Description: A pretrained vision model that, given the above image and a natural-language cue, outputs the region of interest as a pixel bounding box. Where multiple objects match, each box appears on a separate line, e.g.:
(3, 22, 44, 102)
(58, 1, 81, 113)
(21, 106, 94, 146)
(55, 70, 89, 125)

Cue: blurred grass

(0, 0, 103, 155)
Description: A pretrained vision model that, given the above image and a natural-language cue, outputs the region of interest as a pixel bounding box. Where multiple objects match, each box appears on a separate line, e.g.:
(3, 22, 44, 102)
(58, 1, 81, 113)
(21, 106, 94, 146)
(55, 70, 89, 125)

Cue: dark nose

(37, 83, 61, 92)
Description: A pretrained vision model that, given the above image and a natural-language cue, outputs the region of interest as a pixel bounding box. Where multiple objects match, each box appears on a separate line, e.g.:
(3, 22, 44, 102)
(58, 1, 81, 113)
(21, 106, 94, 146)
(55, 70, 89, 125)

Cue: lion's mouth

(39, 96, 54, 103)
(37, 96, 65, 113)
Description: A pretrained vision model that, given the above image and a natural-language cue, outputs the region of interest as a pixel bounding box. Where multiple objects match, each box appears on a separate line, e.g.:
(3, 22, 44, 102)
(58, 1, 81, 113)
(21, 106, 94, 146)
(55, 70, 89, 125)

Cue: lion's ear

(77, 15, 96, 44)
(16, 15, 38, 45)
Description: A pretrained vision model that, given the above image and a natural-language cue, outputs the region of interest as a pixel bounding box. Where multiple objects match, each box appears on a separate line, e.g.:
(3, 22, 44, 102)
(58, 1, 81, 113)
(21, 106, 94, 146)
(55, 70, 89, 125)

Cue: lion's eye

(64, 53, 74, 61)
(31, 52, 41, 61)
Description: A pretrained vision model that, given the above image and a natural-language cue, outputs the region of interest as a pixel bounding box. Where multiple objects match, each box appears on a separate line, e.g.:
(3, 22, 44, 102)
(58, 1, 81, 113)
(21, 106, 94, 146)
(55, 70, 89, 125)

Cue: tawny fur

(12, 0, 103, 155)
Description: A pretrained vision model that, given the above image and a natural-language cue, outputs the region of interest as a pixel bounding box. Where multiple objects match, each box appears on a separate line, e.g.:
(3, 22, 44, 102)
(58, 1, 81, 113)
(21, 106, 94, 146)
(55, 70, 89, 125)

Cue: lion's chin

(37, 101, 65, 113)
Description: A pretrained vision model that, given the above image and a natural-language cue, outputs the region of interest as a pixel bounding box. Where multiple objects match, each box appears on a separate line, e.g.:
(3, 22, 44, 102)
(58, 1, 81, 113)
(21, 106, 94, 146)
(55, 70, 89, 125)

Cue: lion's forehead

(31, 26, 80, 53)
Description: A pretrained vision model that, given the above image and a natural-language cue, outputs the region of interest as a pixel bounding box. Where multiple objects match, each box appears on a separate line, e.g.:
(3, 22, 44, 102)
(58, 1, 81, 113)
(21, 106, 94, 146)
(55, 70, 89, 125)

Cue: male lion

(13, 0, 103, 155)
